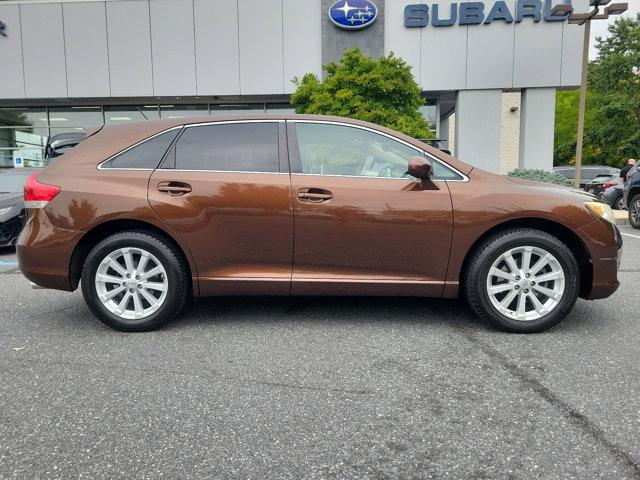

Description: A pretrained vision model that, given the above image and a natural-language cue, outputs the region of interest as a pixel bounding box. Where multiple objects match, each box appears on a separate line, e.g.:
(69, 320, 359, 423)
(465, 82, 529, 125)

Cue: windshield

(0, 169, 37, 193)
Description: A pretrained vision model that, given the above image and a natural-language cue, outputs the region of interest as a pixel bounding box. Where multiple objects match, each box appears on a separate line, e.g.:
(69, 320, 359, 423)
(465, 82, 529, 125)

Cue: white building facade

(0, 0, 588, 170)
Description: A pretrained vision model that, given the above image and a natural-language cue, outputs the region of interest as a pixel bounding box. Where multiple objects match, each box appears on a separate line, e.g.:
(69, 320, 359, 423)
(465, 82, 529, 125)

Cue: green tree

(291, 49, 433, 139)
(554, 14, 640, 167)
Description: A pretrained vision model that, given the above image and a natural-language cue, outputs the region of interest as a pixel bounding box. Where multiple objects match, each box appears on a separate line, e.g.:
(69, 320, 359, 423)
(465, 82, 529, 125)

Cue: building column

(519, 88, 556, 171)
(454, 90, 502, 173)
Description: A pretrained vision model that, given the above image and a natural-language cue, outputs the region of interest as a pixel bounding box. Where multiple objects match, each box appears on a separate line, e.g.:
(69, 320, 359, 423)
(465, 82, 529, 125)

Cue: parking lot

(1, 226, 639, 479)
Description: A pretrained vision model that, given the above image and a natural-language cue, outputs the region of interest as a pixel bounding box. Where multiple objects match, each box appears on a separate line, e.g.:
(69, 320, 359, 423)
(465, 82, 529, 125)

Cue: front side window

(294, 123, 461, 180)
(175, 122, 279, 172)
(102, 129, 180, 169)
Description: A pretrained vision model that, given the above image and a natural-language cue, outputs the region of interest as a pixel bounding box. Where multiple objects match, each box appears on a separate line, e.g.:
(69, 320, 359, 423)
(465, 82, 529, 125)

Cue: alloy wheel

(632, 199, 640, 224)
(486, 246, 565, 321)
(94, 247, 168, 320)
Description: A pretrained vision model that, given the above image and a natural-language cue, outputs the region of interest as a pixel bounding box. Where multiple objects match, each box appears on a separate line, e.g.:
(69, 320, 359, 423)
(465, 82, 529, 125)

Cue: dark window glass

(175, 122, 279, 172)
(104, 129, 180, 169)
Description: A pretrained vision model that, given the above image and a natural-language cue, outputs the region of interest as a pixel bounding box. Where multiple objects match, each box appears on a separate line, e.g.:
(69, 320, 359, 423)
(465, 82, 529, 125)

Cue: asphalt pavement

(1, 226, 639, 479)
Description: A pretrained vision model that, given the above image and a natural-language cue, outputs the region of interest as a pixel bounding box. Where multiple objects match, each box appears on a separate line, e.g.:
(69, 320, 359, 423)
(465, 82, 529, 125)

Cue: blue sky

(588, 2, 640, 59)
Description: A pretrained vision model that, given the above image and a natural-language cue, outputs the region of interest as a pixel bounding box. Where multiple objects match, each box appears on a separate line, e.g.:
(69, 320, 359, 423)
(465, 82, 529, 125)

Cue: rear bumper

(578, 219, 622, 300)
(17, 209, 82, 291)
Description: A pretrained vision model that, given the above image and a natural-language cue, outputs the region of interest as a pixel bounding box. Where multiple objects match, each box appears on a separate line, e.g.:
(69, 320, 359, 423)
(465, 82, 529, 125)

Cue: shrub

(506, 169, 572, 187)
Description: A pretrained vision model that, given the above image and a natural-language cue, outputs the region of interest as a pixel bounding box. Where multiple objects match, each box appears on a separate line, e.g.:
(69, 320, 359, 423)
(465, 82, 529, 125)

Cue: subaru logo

(328, 0, 378, 30)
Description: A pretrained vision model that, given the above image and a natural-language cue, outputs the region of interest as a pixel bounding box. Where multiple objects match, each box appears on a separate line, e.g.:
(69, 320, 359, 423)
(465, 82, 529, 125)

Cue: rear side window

(174, 122, 279, 172)
(101, 129, 180, 169)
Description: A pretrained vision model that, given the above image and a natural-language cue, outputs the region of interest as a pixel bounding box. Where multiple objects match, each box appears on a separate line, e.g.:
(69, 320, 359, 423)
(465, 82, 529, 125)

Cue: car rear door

(287, 120, 457, 297)
(148, 120, 293, 296)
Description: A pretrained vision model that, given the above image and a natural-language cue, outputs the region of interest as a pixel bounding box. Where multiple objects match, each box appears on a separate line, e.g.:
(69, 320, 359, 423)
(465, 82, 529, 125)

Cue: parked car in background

(585, 174, 619, 196)
(0, 168, 41, 247)
(625, 164, 640, 229)
(18, 115, 621, 334)
(554, 165, 620, 189)
(44, 132, 86, 162)
(600, 181, 626, 211)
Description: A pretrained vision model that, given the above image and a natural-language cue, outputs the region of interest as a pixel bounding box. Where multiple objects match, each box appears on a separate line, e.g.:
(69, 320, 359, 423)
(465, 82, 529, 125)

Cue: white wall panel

(420, 1, 467, 91)
(106, 0, 153, 97)
(560, 0, 588, 87)
(283, 0, 321, 94)
(194, 0, 240, 96)
(466, 1, 516, 89)
(385, 0, 421, 85)
(519, 88, 556, 170)
(513, 15, 563, 87)
(150, 0, 197, 96)
(238, 0, 284, 95)
(0, 4, 25, 99)
(20, 3, 67, 98)
(63, 2, 110, 98)
(455, 89, 502, 172)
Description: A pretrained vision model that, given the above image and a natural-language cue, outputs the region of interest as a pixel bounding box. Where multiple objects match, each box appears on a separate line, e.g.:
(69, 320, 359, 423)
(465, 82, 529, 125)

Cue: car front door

(148, 120, 293, 296)
(288, 120, 457, 297)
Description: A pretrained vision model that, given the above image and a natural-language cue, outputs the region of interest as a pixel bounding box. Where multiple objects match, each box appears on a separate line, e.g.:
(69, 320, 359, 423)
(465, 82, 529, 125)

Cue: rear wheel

(81, 231, 189, 331)
(614, 194, 625, 212)
(465, 228, 580, 333)
(629, 194, 640, 229)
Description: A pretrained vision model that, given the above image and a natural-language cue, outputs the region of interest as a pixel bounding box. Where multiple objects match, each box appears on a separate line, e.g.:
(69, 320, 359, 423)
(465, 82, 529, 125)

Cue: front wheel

(629, 194, 640, 229)
(81, 231, 189, 331)
(464, 228, 580, 333)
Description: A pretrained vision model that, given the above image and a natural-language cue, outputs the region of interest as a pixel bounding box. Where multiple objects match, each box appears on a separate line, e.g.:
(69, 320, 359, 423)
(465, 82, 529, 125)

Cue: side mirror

(407, 156, 434, 189)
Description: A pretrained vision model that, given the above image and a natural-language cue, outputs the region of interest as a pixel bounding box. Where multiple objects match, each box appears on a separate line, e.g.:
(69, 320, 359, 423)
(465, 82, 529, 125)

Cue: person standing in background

(620, 159, 636, 182)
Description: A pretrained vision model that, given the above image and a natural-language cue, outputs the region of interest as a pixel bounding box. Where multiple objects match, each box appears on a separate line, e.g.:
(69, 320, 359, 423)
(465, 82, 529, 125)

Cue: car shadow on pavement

(170, 295, 487, 331)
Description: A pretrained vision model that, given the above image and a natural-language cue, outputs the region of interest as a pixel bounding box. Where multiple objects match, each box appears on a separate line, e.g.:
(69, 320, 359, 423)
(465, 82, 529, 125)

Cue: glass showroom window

(266, 103, 295, 115)
(211, 104, 266, 115)
(0, 107, 48, 168)
(160, 105, 208, 119)
(105, 106, 160, 124)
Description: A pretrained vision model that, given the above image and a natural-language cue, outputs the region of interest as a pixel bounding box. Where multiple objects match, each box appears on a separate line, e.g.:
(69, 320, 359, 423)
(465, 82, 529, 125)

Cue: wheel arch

(69, 219, 197, 295)
(459, 217, 593, 298)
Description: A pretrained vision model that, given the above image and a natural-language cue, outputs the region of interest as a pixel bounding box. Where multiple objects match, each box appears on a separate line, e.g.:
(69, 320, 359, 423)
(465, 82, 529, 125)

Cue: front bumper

(577, 219, 622, 300)
(0, 213, 25, 247)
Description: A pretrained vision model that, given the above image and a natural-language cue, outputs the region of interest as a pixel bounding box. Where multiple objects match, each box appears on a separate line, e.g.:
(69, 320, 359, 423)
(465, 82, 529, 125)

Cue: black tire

(81, 231, 189, 332)
(464, 228, 580, 333)
(629, 194, 640, 229)
(614, 194, 626, 212)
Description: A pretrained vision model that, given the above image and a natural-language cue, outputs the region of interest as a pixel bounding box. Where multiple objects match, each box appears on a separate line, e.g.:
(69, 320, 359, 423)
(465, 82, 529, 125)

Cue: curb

(613, 210, 628, 226)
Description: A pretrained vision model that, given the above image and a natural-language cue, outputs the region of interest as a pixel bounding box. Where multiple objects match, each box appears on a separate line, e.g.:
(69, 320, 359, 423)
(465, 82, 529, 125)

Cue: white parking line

(621, 232, 640, 239)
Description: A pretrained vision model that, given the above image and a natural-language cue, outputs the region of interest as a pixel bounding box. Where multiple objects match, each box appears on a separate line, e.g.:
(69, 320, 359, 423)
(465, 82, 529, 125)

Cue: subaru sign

(405, 0, 573, 28)
(329, 0, 378, 30)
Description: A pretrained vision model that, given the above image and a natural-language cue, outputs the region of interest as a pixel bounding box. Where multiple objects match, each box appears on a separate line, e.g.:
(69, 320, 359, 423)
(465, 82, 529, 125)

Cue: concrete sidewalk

(614, 209, 629, 226)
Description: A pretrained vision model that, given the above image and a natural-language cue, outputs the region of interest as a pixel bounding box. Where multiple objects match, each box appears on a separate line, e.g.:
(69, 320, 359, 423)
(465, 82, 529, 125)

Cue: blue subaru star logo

(328, 0, 378, 30)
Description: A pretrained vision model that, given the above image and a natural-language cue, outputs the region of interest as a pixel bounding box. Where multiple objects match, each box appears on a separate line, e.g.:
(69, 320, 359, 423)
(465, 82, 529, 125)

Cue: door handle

(297, 188, 333, 203)
(157, 181, 192, 195)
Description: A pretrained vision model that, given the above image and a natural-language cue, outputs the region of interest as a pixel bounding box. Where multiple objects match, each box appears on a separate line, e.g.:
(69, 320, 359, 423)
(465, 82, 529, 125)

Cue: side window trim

(97, 126, 184, 171)
(287, 120, 468, 182)
(164, 119, 286, 174)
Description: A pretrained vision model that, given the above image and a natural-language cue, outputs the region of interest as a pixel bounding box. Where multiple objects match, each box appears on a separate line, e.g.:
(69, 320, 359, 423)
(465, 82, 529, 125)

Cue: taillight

(24, 172, 60, 209)
(603, 182, 615, 188)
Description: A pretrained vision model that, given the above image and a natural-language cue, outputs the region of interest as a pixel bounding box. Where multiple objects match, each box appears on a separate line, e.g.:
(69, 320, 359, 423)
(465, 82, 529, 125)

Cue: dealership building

(0, 0, 588, 172)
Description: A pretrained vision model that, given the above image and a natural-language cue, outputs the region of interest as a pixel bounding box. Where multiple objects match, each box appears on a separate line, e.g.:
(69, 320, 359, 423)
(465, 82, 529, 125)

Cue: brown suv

(18, 115, 622, 333)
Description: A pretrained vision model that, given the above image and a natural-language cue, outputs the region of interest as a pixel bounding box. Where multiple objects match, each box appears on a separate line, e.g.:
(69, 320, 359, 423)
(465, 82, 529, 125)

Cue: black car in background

(554, 165, 620, 189)
(625, 164, 640, 229)
(600, 181, 626, 211)
(585, 173, 620, 196)
(0, 168, 41, 247)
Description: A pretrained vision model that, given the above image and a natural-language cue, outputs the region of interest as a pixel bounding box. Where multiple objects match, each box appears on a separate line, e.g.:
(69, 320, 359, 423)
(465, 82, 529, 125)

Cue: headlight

(584, 201, 616, 224)
(0, 207, 12, 216)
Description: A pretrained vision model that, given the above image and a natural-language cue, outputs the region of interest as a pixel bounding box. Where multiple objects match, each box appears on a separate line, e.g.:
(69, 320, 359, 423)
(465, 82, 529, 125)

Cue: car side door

(148, 120, 293, 296)
(287, 120, 458, 297)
